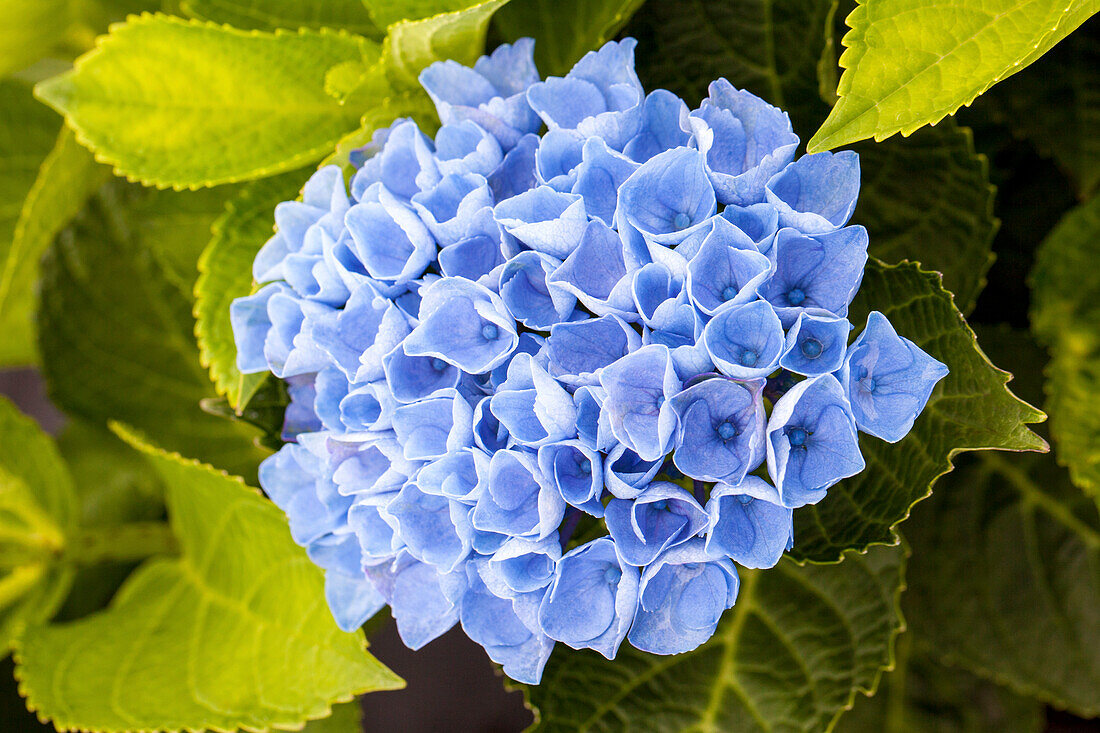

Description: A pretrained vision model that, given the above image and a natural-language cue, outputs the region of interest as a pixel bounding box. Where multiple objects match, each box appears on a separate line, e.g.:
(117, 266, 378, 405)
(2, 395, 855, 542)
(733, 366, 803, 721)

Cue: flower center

(655, 394, 665, 409)
(430, 357, 448, 371)
(739, 349, 758, 367)
(604, 566, 622, 584)
(788, 427, 809, 447)
(860, 376, 877, 393)
(480, 323, 499, 340)
(800, 338, 823, 359)
(721, 285, 739, 301)
(737, 494, 754, 505)
(786, 287, 806, 306)
(577, 457, 592, 475)
(716, 420, 737, 440)
(672, 212, 691, 230)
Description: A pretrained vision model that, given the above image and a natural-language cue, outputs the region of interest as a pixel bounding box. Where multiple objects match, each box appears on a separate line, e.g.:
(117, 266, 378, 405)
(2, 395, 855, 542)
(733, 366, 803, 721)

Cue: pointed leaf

(808, 0, 1099, 151)
(34, 14, 377, 189)
(1030, 195, 1100, 498)
(0, 80, 64, 366)
(494, 0, 646, 76)
(790, 260, 1047, 562)
(37, 181, 268, 480)
(195, 170, 307, 407)
(0, 1, 71, 77)
(525, 545, 904, 732)
(15, 430, 403, 733)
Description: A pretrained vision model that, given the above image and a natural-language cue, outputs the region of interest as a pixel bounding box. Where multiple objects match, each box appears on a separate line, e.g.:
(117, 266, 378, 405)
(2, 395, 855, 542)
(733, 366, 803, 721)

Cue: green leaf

(302, 700, 364, 733)
(363, 0, 482, 28)
(1030, 194, 1100, 498)
(493, 0, 646, 76)
(34, 14, 377, 189)
(977, 22, 1100, 198)
(0, 1, 71, 77)
(0, 79, 64, 366)
(808, 0, 1099, 152)
(383, 0, 510, 90)
(854, 120, 997, 313)
(628, 0, 836, 140)
(0, 397, 77, 650)
(180, 0, 382, 36)
(15, 430, 403, 733)
(835, 635, 1044, 733)
(790, 260, 1047, 562)
(903, 448, 1100, 716)
(525, 544, 904, 732)
(195, 170, 306, 407)
(37, 181, 269, 481)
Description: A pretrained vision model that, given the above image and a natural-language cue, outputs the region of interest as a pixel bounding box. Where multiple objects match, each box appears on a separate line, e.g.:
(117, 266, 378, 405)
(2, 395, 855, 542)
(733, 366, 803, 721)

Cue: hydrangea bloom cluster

(231, 37, 948, 684)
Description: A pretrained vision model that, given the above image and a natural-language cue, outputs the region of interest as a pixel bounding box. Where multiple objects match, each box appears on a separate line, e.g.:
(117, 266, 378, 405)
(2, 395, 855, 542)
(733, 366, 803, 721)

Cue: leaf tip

(33, 73, 76, 116)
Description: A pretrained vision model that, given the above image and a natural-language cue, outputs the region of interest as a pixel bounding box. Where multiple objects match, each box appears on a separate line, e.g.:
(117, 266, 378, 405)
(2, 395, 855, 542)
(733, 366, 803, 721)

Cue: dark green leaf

(37, 181, 268, 480)
(1030, 194, 1100, 498)
(790, 260, 1046, 562)
(835, 635, 1044, 733)
(525, 544, 904, 732)
(494, 0, 646, 76)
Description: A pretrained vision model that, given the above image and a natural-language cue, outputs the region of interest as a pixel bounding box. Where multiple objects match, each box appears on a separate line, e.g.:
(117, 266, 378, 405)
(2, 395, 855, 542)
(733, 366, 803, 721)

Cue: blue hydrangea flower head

(232, 36, 948, 685)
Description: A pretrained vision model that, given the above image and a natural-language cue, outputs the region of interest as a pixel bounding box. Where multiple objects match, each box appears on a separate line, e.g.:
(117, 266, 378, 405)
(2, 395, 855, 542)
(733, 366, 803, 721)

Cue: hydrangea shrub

(232, 38, 947, 684)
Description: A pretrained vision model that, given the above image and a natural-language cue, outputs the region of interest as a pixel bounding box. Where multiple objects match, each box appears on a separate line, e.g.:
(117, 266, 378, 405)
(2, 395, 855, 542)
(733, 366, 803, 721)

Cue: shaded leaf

(790, 260, 1046, 562)
(35, 14, 376, 189)
(494, 0, 646, 76)
(363, 0, 480, 28)
(37, 181, 268, 480)
(0, 1, 71, 78)
(15, 430, 403, 732)
(180, 0, 382, 36)
(525, 544, 904, 733)
(195, 170, 306, 407)
(1030, 194, 1100, 498)
(904, 447, 1100, 716)
(0, 397, 77, 651)
(835, 635, 1044, 733)
(808, 0, 1099, 151)
(0, 80, 64, 366)
(855, 120, 997, 313)
(629, 0, 836, 140)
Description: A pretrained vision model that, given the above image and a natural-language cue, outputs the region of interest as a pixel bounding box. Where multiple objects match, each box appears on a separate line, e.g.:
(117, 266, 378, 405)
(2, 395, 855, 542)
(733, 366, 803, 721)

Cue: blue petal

(627, 539, 739, 654)
(686, 219, 773, 315)
(410, 172, 493, 247)
(434, 120, 503, 177)
(547, 220, 636, 320)
(766, 374, 865, 507)
(494, 185, 589, 258)
(345, 190, 436, 284)
(490, 536, 561, 594)
(230, 283, 283, 373)
(387, 555, 460, 649)
(599, 344, 682, 461)
(780, 311, 851, 376)
(702, 300, 786, 379)
(603, 443, 664, 499)
(535, 128, 585, 190)
(538, 440, 605, 516)
(841, 311, 949, 442)
(605, 481, 708, 566)
(765, 151, 860, 234)
(546, 314, 640, 387)
(472, 448, 565, 539)
(571, 137, 639, 225)
(669, 376, 766, 484)
(760, 226, 869, 327)
(387, 482, 472, 571)
(622, 89, 691, 163)
(488, 133, 539, 200)
(618, 147, 717, 245)
(704, 476, 793, 569)
(721, 202, 780, 253)
(324, 571, 385, 632)
(499, 250, 577, 329)
(382, 342, 461, 403)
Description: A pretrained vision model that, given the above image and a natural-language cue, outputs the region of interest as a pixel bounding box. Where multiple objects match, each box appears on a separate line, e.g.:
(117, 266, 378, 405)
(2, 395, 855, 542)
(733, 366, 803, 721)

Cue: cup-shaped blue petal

(780, 311, 851, 376)
(500, 250, 577, 329)
(760, 226, 869, 326)
(605, 481, 708, 566)
(599, 344, 683, 461)
(434, 120, 503, 178)
(538, 537, 639, 659)
(841, 311, 949, 442)
(721, 202, 780, 253)
(766, 374, 865, 507)
(618, 147, 717, 246)
(627, 539, 739, 655)
(702, 300, 785, 379)
(538, 440, 606, 516)
(704, 476, 793, 568)
(622, 89, 691, 163)
(572, 137, 640, 225)
(472, 448, 565, 540)
(686, 220, 773, 315)
(546, 314, 640, 387)
(547, 220, 636, 320)
(669, 376, 766, 484)
(345, 191, 436, 285)
(386, 483, 472, 572)
(535, 128, 585, 190)
(494, 185, 589, 259)
(324, 571, 385, 632)
(603, 443, 664, 499)
(382, 342, 461, 403)
(410, 172, 494, 247)
(765, 150, 860, 234)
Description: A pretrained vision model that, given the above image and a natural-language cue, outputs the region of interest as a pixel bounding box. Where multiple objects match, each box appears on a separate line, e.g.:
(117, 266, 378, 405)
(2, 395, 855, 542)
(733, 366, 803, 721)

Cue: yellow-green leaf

(808, 0, 1099, 152)
(35, 13, 378, 189)
(180, 0, 382, 36)
(15, 431, 402, 732)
